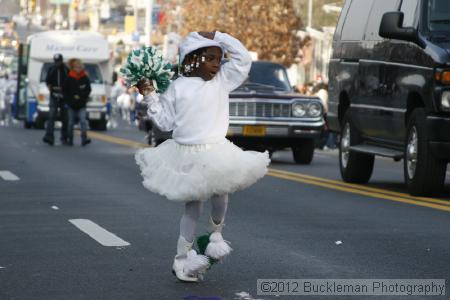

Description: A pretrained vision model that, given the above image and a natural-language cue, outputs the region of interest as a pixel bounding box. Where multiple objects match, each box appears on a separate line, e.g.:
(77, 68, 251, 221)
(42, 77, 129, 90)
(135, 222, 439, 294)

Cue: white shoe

(172, 236, 210, 282)
(205, 217, 232, 260)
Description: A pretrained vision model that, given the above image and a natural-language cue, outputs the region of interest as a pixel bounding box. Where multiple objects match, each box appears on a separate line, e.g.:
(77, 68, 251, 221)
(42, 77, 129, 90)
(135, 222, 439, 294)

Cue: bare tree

(179, 0, 302, 67)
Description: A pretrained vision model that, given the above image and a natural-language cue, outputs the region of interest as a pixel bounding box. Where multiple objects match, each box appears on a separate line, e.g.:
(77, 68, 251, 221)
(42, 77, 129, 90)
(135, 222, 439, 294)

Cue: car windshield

(243, 62, 292, 91)
(40, 62, 103, 84)
(428, 0, 450, 31)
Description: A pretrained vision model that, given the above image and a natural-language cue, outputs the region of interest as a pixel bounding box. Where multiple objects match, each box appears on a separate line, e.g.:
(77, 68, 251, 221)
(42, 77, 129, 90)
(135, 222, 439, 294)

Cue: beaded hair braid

(181, 47, 208, 76)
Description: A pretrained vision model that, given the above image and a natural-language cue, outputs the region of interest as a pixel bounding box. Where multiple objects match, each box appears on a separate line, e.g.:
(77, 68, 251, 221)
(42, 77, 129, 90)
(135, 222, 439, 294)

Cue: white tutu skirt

(135, 138, 270, 202)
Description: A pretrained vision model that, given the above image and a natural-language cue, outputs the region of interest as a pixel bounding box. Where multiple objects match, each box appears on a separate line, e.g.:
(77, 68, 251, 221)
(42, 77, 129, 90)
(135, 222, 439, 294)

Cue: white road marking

(0, 171, 19, 181)
(51, 206, 59, 210)
(0, 266, 5, 269)
(69, 219, 130, 247)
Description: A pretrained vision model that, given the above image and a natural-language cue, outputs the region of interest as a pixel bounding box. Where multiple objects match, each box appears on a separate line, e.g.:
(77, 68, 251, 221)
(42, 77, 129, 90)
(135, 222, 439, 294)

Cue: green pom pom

(196, 233, 219, 266)
(120, 46, 174, 93)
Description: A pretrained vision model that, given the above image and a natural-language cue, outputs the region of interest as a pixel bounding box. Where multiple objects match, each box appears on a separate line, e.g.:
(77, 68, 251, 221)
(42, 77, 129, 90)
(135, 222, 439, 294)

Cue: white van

(20, 30, 112, 130)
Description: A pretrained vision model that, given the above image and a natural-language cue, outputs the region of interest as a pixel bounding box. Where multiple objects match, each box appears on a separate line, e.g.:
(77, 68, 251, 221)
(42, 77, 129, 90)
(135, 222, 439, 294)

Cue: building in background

(292, 0, 343, 88)
(1, 0, 20, 19)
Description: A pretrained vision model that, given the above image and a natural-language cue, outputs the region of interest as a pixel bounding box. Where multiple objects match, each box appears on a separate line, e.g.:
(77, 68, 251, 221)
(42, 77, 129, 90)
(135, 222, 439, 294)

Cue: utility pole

(134, 0, 138, 33)
(308, 0, 313, 28)
(145, 0, 153, 46)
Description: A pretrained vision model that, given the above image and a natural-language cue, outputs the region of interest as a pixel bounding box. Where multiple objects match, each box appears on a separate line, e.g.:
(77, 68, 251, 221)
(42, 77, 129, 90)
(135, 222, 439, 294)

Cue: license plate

(243, 125, 266, 136)
(89, 112, 101, 120)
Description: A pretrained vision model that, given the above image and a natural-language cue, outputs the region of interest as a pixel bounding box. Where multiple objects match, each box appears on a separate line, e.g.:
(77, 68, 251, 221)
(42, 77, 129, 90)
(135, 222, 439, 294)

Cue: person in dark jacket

(64, 58, 92, 146)
(43, 53, 70, 146)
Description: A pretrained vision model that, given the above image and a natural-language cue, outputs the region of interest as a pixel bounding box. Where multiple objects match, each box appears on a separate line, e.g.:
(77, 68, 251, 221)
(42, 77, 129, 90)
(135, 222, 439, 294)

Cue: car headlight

(307, 102, 323, 117)
(442, 91, 450, 110)
(292, 103, 306, 117)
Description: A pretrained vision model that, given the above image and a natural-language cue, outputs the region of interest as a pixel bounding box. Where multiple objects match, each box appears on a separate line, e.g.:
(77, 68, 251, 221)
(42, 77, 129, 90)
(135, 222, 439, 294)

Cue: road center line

(269, 168, 450, 207)
(86, 131, 450, 213)
(0, 171, 20, 181)
(69, 219, 130, 247)
(268, 171, 450, 213)
(79, 130, 149, 149)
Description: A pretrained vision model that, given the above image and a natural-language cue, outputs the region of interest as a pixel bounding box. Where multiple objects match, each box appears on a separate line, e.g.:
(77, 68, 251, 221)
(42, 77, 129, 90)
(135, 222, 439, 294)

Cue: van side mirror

(379, 12, 425, 48)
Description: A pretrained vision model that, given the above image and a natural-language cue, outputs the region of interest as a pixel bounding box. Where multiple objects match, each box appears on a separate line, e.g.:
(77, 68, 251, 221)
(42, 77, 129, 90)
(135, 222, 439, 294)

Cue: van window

(333, 0, 353, 41)
(341, 0, 375, 41)
(428, 0, 450, 32)
(365, 0, 400, 40)
(40, 63, 103, 84)
(401, 0, 419, 27)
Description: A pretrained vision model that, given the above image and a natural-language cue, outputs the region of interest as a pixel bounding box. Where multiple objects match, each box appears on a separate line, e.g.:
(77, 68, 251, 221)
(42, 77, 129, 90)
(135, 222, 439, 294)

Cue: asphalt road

(1, 123, 449, 300)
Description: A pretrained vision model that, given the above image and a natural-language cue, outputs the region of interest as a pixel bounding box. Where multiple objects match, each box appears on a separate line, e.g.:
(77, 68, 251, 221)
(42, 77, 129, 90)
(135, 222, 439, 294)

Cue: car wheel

(339, 110, 374, 183)
(292, 139, 315, 164)
(404, 108, 447, 196)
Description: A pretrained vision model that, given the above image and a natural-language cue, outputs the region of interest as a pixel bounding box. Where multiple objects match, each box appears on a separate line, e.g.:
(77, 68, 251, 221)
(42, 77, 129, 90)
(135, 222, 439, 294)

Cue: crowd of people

(108, 73, 145, 129)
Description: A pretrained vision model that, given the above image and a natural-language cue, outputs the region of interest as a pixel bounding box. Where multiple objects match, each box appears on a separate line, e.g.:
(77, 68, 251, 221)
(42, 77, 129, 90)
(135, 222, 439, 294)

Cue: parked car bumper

(427, 115, 450, 160)
(227, 118, 324, 148)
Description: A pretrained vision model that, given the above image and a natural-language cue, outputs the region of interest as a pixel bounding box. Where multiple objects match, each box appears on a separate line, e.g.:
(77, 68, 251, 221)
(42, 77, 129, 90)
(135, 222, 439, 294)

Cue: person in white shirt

(0, 74, 7, 126)
(135, 31, 270, 282)
(117, 88, 133, 122)
(108, 75, 126, 128)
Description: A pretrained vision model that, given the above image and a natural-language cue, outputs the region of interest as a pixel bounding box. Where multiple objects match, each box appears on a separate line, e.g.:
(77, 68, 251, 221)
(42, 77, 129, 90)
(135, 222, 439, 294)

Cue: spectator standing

(313, 81, 336, 150)
(42, 54, 70, 146)
(108, 72, 126, 128)
(0, 71, 7, 126)
(117, 88, 133, 123)
(64, 59, 92, 146)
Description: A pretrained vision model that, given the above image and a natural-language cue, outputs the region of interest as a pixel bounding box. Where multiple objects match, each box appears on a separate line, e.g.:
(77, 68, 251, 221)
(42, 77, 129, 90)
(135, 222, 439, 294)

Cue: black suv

(328, 0, 450, 196)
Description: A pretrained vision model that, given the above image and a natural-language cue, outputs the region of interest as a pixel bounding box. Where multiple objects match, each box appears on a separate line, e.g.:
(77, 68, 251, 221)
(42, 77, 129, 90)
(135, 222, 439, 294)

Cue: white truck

(17, 30, 112, 130)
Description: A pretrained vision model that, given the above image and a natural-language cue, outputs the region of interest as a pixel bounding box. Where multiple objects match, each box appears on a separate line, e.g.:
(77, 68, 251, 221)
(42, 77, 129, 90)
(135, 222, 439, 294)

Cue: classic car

(137, 61, 325, 164)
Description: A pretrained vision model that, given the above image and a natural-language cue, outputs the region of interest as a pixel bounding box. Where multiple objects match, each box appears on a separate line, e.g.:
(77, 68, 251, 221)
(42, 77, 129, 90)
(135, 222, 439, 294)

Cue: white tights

(179, 194, 229, 243)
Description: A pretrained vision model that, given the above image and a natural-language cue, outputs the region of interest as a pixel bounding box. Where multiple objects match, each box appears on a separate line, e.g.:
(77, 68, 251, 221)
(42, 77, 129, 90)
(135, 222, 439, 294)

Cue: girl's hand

(136, 78, 154, 96)
(198, 31, 215, 40)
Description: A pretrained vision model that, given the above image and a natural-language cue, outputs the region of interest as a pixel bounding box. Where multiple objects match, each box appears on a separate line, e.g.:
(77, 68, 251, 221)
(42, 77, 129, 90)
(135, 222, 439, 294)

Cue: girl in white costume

(135, 31, 270, 282)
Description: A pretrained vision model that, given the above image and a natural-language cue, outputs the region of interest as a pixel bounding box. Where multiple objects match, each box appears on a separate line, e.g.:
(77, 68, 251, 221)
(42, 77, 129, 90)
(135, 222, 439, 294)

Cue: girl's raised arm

(214, 32, 252, 92)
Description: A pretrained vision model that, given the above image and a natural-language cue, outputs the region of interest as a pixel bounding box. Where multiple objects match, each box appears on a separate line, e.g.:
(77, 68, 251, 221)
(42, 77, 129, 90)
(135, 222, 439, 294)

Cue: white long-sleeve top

(144, 32, 252, 145)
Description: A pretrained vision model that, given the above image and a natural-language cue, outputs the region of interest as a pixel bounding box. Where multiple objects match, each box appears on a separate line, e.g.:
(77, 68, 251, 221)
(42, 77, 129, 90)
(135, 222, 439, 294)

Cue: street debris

(235, 291, 264, 300)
